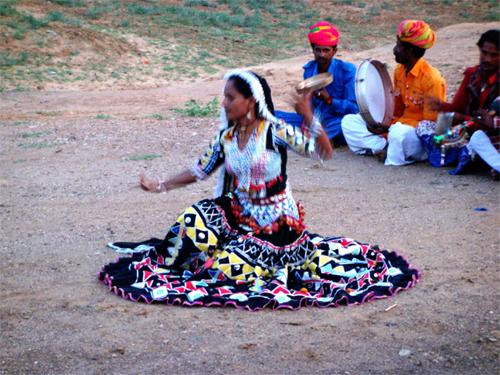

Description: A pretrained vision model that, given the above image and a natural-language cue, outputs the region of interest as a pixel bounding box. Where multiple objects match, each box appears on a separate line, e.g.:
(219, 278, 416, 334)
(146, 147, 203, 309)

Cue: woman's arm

(140, 169, 197, 193)
(294, 91, 333, 160)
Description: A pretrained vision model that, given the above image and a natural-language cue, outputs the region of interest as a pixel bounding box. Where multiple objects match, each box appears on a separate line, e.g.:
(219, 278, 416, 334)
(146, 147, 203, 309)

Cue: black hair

(477, 29, 499, 49)
(400, 40, 426, 59)
(228, 72, 275, 117)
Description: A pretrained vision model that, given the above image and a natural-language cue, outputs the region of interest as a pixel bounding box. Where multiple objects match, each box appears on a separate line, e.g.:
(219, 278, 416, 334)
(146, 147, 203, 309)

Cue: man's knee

(469, 130, 487, 146)
(388, 125, 408, 143)
(341, 114, 359, 132)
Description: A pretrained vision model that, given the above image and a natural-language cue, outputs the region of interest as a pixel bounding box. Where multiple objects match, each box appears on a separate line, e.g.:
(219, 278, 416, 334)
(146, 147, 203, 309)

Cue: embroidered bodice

(192, 118, 319, 233)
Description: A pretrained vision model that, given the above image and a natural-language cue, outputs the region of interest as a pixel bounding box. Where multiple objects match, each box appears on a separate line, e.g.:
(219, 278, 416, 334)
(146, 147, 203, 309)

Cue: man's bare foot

(491, 169, 499, 181)
(373, 148, 387, 163)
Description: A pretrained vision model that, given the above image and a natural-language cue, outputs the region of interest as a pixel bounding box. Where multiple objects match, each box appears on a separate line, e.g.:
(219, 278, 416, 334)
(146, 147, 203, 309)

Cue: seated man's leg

(321, 115, 345, 146)
(385, 123, 427, 166)
(341, 114, 387, 154)
(274, 110, 304, 127)
(468, 130, 500, 172)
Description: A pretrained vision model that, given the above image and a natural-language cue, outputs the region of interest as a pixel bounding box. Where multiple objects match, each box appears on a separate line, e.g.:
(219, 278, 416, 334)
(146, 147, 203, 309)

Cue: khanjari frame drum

(295, 73, 333, 93)
(355, 59, 394, 125)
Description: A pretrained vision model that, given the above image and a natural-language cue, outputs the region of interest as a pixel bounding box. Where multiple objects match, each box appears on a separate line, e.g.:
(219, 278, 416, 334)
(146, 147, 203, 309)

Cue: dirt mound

(2, 22, 496, 121)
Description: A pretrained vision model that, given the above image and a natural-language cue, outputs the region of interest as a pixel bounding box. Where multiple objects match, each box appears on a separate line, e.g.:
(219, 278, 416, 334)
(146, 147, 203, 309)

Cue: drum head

(296, 73, 333, 93)
(355, 59, 394, 125)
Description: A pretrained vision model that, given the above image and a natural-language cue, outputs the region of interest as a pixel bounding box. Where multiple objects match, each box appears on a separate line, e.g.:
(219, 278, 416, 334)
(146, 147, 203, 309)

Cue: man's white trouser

(341, 114, 427, 166)
(468, 130, 500, 172)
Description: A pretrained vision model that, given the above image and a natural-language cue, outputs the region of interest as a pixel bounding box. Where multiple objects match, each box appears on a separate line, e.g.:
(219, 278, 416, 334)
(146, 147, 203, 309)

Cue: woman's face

(223, 79, 254, 122)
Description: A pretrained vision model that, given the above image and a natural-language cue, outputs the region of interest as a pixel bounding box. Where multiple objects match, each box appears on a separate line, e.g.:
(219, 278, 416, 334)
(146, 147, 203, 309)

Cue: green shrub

(0, 3, 17, 17)
(52, 0, 84, 6)
(84, 6, 110, 19)
(22, 14, 48, 29)
(124, 153, 162, 161)
(46, 11, 65, 22)
(174, 97, 219, 117)
(0, 52, 29, 67)
(185, 0, 217, 7)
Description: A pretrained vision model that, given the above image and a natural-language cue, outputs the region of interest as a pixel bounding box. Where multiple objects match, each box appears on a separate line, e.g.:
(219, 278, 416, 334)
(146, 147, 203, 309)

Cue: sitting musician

(342, 20, 446, 165)
(417, 29, 499, 177)
(276, 21, 358, 146)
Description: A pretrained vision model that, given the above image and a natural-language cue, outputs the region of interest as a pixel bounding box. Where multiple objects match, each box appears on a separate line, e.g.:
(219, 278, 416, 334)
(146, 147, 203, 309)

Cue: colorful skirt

(99, 197, 420, 310)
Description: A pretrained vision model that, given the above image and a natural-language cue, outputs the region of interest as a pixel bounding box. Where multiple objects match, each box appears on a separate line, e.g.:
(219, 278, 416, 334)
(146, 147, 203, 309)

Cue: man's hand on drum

(314, 88, 331, 105)
(473, 108, 495, 129)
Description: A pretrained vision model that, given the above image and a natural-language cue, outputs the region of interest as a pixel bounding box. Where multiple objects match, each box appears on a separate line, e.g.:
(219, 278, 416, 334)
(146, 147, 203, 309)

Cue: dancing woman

(99, 70, 419, 310)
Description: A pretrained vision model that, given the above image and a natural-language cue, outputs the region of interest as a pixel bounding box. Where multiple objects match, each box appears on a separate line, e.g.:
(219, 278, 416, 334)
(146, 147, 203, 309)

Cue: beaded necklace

(226, 120, 266, 197)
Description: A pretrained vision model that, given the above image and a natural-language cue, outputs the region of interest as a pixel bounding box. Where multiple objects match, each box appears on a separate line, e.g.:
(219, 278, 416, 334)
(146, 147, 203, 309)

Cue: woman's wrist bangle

(156, 179, 165, 193)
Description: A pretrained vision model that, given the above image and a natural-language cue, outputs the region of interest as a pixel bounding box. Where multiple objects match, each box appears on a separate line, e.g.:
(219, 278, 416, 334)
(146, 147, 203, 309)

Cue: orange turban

(308, 21, 339, 47)
(397, 19, 436, 49)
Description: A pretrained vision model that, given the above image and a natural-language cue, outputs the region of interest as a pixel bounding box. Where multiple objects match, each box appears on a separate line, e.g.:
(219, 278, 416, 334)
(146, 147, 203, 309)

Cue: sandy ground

(1, 23, 499, 374)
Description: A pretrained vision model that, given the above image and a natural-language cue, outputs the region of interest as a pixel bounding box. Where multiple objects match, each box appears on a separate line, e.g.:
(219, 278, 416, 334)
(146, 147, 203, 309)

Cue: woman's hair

(477, 29, 499, 49)
(228, 72, 275, 117)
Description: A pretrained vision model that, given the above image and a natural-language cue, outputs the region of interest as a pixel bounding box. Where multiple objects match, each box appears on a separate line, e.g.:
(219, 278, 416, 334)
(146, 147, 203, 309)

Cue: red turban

(308, 21, 339, 47)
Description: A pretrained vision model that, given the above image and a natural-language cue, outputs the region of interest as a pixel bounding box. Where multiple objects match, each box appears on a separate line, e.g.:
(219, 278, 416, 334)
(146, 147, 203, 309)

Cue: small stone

(399, 348, 411, 357)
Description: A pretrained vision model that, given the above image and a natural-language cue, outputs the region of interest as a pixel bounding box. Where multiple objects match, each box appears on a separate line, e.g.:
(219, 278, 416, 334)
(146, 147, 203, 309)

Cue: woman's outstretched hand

(139, 173, 160, 192)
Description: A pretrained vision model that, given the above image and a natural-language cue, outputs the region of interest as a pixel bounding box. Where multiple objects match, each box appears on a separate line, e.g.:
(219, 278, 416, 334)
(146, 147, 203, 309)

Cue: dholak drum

(355, 59, 394, 125)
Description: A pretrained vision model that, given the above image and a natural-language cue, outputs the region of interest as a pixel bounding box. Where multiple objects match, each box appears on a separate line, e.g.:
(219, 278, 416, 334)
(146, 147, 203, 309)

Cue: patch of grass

(52, 0, 85, 6)
(46, 11, 66, 22)
(84, 6, 112, 20)
(127, 4, 157, 15)
(14, 159, 27, 163)
(12, 121, 30, 126)
(119, 19, 130, 28)
(185, 0, 217, 7)
(18, 142, 52, 149)
(459, 11, 471, 20)
(146, 113, 166, 120)
(22, 13, 48, 29)
(173, 97, 219, 117)
(483, 11, 499, 21)
(0, 52, 29, 67)
(95, 114, 112, 119)
(36, 111, 59, 116)
(367, 5, 380, 16)
(124, 153, 162, 161)
(0, 2, 16, 17)
(381, 1, 393, 10)
(19, 131, 47, 138)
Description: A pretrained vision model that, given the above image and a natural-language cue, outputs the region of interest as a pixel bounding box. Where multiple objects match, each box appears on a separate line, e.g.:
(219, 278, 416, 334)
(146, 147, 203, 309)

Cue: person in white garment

(341, 19, 446, 165)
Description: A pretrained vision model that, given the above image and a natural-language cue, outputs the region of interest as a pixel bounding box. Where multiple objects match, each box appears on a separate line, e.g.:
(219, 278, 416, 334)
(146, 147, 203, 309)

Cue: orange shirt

(392, 58, 446, 128)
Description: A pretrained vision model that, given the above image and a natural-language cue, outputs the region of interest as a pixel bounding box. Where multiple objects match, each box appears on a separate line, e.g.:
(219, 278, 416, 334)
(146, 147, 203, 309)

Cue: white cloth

(341, 114, 387, 154)
(341, 114, 427, 166)
(385, 123, 427, 166)
(468, 130, 500, 172)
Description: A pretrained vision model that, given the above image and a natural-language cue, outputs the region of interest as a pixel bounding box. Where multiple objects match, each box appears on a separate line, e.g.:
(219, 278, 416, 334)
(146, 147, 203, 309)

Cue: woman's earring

(246, 111, 252, 121)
